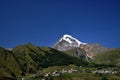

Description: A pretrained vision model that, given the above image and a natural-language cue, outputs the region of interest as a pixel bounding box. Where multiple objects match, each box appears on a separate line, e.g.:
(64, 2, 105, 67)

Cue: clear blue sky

(0, 0, 120, 48)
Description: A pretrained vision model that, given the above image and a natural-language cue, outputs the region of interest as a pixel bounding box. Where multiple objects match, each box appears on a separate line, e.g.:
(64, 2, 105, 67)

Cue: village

(24, 66, 120, 80)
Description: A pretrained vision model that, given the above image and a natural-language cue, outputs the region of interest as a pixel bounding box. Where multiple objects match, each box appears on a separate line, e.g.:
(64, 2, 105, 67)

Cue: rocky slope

(80, 44, 108, 59)
(53, 34, 108, 59)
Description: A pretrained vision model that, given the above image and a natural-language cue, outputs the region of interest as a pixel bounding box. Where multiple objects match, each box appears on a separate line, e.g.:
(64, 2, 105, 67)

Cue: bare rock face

(80, 44, 108, 54)
(75, 48, 87, 58)
(53, 39, 73, 51)
(75, 48, 94, 61)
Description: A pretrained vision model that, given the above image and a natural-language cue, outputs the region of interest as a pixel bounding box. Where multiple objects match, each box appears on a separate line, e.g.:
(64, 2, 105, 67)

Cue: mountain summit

(53, 34, 108, 59)
(53, 34, 87, 51)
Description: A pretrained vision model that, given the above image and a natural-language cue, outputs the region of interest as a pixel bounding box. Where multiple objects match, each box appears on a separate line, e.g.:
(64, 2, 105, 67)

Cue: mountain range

(0, 34, 120, 79)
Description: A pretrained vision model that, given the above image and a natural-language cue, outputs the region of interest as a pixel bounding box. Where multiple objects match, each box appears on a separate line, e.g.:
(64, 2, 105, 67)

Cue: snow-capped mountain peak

(59, 34, 87, 47)
(53, 34, 87, 51)
(59, 34, 73, 43)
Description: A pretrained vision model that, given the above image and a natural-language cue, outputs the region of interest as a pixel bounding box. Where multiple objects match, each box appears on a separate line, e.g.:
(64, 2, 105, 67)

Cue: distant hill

(94, 48, 120, 66)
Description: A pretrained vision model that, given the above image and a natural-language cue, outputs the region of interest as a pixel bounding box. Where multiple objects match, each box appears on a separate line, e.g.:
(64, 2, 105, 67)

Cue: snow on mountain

(59, 34, 87, 47)
(53, 34, 87, 51)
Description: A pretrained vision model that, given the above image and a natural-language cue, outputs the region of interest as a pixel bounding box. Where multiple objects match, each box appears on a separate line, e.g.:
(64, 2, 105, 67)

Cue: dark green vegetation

(94, 48, 120, 66)
(0, 44, 88, 79)
(0, 47, 21, 79)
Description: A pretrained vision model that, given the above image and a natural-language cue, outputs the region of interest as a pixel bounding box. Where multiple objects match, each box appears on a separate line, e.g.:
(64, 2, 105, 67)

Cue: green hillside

(12, 44, 88, 68)
(0, 47, 22, 79)
(0, 44, 88, 79)
(94, 48, 120, 66)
